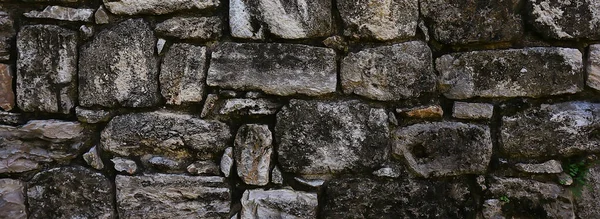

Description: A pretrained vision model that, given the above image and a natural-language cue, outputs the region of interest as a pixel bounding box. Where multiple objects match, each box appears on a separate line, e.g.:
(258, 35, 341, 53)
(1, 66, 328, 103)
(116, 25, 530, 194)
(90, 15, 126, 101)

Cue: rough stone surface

(116, 174, 230, 218)
(208, 42, 336, 96)
(160, 43, 206, 105)
(271, 166, 283, 184)
(0, 64, 14, 111)
(587, 44, 600, 91)
(27, 166, 115, 219)
(75, 107, 113, 123)
(372, 167, 401, 178)
(397, 105, 444, 119)
(515, 160, 563, 174)
(220, 147, 234, 177)
(341, 41, 436, 101)
(111, 157, 137, 174)
(24, 6, 94, 22)
(527, 0, 600, 40)
(235, 124, 272, 186)
(0, 120, 90, 173)
(0, 10, 14, 61)
(230, 0, 333, 39)
(322, 35, 348, 52)
(453, 102, 494, 120)
(187, 160, 220, 175)
(95, 6, 109, 24)
(295, 177, 325, 188)
(421, 0, 523, 44)
(276, 99, 390, 175)
(202, 97, 283, 119)
(393, 122, 493, 178)
(575, 164, 600, 218)
(437, 47, 584, 99)
(0, 111, 23, 125)
(79, 19, 159, 108)
(17, 25, 78, 113)
(104, 0, 219, 15)
(83, 146, 104, 170)
(241, 189, 318, 219)
(0, 179, 26, 219)
(501, 101, 600, 158)
(155, 17, 221, 40)
(337, 0, 417, 40)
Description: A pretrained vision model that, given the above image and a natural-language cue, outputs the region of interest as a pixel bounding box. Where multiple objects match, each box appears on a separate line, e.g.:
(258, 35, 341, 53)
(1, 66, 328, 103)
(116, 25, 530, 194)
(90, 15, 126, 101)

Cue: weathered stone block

(575, 164, 600, 218)
(397, 105, 444, 119)
(207, 42, 336, 96)
(276, 99, 389, 175)
(0, 10, 14, 61)
(235, 124, 272, 186)
(452, 102, 494, 120)
(0, 64, 14, 111)
(437, 48, 583, 99)
(341, 41, 436, 101)
(587, 44, 600, 91)
(0, 179, 26, 219)
(241, 189, 318, 219)
(514, 160, 563, 174)
(103, 0, 219, 15)
(17, 25, 77, 113)
(75, 107, 114, 123)
(79, 19, 159, 108)
(527, 0, 600, 40)
(160, 43, 206, 105)
(201, 97, 283, 119)
(337, 0, 418, 40)
(24, 6, 94, 22)
(155, 17, 221, 40)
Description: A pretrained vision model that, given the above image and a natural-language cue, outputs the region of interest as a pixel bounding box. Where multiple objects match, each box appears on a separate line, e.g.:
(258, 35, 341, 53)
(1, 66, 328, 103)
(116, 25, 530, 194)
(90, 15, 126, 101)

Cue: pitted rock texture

(116, 174, 230, 218)
(229, 0, 333, 39)
(17, 25, 77, 114)
(241, 189, 318, 219)
(160, 43, 206, 105)
(437, 47, 584, 99)
(452, 102, 494, 120)
(235, 124, 272, 186)
(111, 157, 137, 174)
(514, 160, 563, 174)
(421, 0, 523, 44)
(501, 101, 600, 158)
(393, 122, 493, 178)
(79, 19, 159, 108)
(527, 0, 600, 40)
(276, 99, 389, 175)
(0, 179, 26, 219)
(75, 107, 114, 123)
(24, 6, 94, 22)
(337, 0, 418, 40)
(341, 41, 436, 101)
(207, 42, 336, 96)
(103, 0, 220, 15)
(155, 17, 221, 40)
(202, 97, 283, 119)
(0, 64, 14, 111)
(0, 10, 14, 61)
(27, 166, 115, 219)
(575, 164, 600, 218)
(588, 44, 600, 91)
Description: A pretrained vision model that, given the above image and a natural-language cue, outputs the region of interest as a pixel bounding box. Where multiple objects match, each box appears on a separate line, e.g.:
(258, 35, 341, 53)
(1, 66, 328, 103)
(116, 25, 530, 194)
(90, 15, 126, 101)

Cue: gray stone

(0, 120, 90, 173)
(587, 44, 600, 91)
(574, 164, 600, 218)
(453, 102, 494, 120)
(558, 173, 573, 186)
(241, 189, 318, 219)
(341, 41, 436, 101)
(0, 10, 14, 61)
(437, 48, 584, 99)
(95, 6, 109, 24)
(111, 157, 137, 174)
(79, 19, 159, 108)
(372, 167, 401, 178)
(235, 124, 272, 186)
(276, 99, 390, 175)
(160, 43, 206, 105)
(230, 0, 333, 39)
(103, 0, 219, 15)
(527, 0, 600, 40)
(244, 91, 263, 99)
(515, 160, 563, 174)
(24, 6, 94, 22)
(0, 111, 23, 125)
(220, 147, 234, 177)
(294, 177, 325, 188)
(116, 174, 230, 218)
(482, 199, 503, 219)
(207, 42, 337, 96)
(501, 102, 600, 158)
(155, 17, 221, 40)
(337, 0, 417, 40)
(397, 105, 444, 119)
(145, 156, 185, 172)
(0, 64, 14, 111)
(0, 179, 26, 219)
(393, 122, 493, 178)
(79, 25, 93, 40)
(271, 166, 283, 185)
(201, 94, 220, 118)
(202, 98, 283, 119)
(187, 161, 220, 175)
(156, 38, 166, 54)
(76, 107, 114, 123)
(83, 146, 104, 170)
(322, 35, 348, 52)
(17, 25, 77, 113)
(421, 0, 523, 44)
(27, 166, 115, 219)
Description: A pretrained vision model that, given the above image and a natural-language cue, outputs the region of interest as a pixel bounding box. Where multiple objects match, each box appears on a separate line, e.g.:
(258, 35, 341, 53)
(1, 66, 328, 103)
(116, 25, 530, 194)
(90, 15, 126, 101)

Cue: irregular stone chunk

(103, 0, 219, 15)
(527, 0, 600, 40)
(116, 174, 230, 218)
(271, 166, 283, 184)
(397, 105, 444, 119)
(202, 97, 283, 119)
(0, 111, 23, 125)
(294, 177, 325, 188)
(453, 102, 494, 120)
(372, 167, 401, 178)
(0, 64, 14, 111)
(241, 189, 318, 219)
(587, 44, 600, 91)
(111, 157, 137, 174)
(79, 25, 93, 40)
(155, 17, 221, 40)
(95, 6, 110, 24)
(187, 161, 220, 175)
(0, 179, 26, 219)
(393, 122, 493, 178)
(341, 41, 436, 101)
(575, 164, 600, 218)
(421, 0, 523, 44)
(76, 107, 114, 123)
(83, 146, 104, 170)
(156, 38, 166, 54)
(276, 99, 390, 175)
(208, 42, 337, 96)
(337, 0, 417, 40)
(482, 199, 503, 219)
(24, 6, 94, 22)
(0, 10, 14, 61)
(437, 48, 583, 99)
(27, 166, 115, 219)
(79, 19, 159, 108)
(0, 120, 90, 173)
(160, 43, 206, 105)
(230, 0, 332, 39)
(322, 35, 348, 52)
(220, 147, 234, 177)
(501, 102, 600, 158)
(235, 124, 272, 186)
(515, 160, 563, 174)
(17, 25, 77, 113)
(145, 156, 184, 172)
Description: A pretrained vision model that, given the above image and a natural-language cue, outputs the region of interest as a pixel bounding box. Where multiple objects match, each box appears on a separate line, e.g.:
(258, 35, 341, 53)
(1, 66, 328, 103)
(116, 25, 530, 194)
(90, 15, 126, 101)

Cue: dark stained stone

(337, 0, 418, 40)
(0, 64, 14, 111)
(103, 0, 219, 15)
(527, 0, 600, 40)
(160, 43, 206, 105)
(0, 9, 14, 61)
(155, 17, 221, 40)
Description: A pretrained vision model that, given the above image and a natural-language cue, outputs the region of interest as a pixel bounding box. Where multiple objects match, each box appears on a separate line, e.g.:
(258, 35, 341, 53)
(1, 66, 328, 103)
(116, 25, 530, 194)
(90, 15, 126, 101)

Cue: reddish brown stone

(0, 64, 14, 111)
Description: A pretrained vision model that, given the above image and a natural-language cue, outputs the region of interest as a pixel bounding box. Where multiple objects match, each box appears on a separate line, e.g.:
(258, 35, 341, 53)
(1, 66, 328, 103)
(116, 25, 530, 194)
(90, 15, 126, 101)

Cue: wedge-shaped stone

(235, 124, 272, 186)
(116, 174, 230, 218)
(24, 6, 94, 22)
(241, 189, 318, 219)
(501, 102, 600, 158)
(527, 0, 600, 40)
(587, 44, 600, 91)
(155, 17, 221, 40)
(337, 0, 418, 40)
(437, 48, 583, 99)
(208, 43, 336, 96)
(0, 179, 26, 219)
(160, 43, 206, 105)
(103, 0, 219, 15)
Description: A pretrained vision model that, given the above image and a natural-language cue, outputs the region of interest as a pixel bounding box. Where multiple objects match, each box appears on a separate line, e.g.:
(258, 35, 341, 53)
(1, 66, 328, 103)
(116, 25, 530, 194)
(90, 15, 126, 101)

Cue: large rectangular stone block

(527, 0, 600, 40)
(103, 0, 219, 15)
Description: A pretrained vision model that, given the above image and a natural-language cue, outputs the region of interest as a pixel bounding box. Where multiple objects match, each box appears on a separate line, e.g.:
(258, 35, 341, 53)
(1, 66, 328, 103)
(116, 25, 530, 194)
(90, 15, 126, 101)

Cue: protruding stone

(527, 0, 600, 40)
(27, 166, 115, 219)
(156, 38, 166, 54)
(337, 0, 418, 40)
(160, 43, 206, 105)
(453, 102, 494, 120)
(208, 42, 337, 96)
(501, 102, 600, 158)
(341, 41, 436, 101)
(155, 17, 221, 40)
(0, 179, 26, 219)
(393, 122, 493, 178)
(17, 25, 77, 114)
(276, 99, 390, 175)
(79, 25, 93, 40)
(437, 48, 584, 99)
(241, 189, 318, 219)
(220, 147, 234, 177)
(230, 0, 333, 39)
(103, 0, 220, 15)
(187, 161, 220, 175)
(83, 146, 104, 170)
(202, 98, 283, 119)
(24, 6, 94, 22)
(0, 10, 14, 61)
(75, 107, 114, 123)
(587, 44, 600, 91)
(116, 174, 230, 218)
(323, 35, 348, 52)
(0, 64, 14, 111)
(271, 166, 283, 185)
(111, 157, 137, 174)
(235, 124, 272, 186)
(515, 160, 563, 174)
(94, 6, 109, 24)
(79, 19, 159, 108)
(295, 177, 325, 188)
(397, 105, 444, 119)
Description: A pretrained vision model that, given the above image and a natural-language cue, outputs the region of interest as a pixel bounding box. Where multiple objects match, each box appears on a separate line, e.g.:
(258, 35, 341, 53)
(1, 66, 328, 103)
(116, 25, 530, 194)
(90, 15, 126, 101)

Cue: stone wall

(0, 0, 599, 218)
